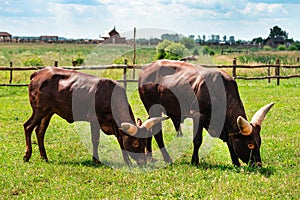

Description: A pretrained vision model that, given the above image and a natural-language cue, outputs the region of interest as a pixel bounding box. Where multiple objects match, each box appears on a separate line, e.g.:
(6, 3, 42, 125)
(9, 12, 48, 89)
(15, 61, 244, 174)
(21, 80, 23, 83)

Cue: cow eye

(133, 140, 139, 148)
(248, 143, 255, 149)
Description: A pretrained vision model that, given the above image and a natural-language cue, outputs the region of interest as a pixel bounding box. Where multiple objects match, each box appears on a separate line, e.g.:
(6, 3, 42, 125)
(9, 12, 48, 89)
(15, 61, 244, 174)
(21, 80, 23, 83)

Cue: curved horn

(120, 123, 138, 136)
(237, 116, 252, 136)
(250, 102, 274, 126)
(141, 116, 169, 130)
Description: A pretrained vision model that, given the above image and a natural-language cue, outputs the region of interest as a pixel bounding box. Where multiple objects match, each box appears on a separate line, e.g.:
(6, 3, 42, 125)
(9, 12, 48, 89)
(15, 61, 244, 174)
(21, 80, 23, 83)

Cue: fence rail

(0, 59, 299, 88)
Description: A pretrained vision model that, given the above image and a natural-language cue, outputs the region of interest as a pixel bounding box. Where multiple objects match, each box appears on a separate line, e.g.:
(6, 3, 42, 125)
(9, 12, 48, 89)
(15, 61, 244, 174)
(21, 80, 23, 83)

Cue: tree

(252, 37, 264, 45)
(156, 40, 188, 60)
(223, 35, 227, 42)
(229, 36, 235, 44)
(165, 43, 188, 60)
(180, 37, 196, 49)
(269, 25, 288, 39)
(156, 40, 173, 59)
(161, 34, 180, 42)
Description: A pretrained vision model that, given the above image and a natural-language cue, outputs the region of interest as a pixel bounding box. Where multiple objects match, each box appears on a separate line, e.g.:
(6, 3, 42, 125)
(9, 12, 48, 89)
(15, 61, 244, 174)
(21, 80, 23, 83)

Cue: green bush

(263, 45, 273, 51)
(180, 37, 196, 49)
(165, 43, 188, 60)
(202, 46, 215, 56)
(156, 40, 188, 60)
(74, 57, 84, 65)
(288, 45, 298, 51)
(156, 40, 173, 59)
(277, 45, 287, 51)
(22, 57, 44, 66)
(292, 42, 300, 50)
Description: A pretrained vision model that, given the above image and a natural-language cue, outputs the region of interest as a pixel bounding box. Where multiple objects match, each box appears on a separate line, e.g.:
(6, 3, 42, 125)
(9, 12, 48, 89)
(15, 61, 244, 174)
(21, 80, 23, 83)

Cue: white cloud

(0, 0, 299, 40)
(242, 2, 286, 15)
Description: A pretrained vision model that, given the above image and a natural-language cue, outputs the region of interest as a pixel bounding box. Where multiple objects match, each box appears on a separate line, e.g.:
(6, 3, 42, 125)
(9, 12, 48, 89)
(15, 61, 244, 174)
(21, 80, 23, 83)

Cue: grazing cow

(138, 60, 274, 167)
(23, 67, 168, 165)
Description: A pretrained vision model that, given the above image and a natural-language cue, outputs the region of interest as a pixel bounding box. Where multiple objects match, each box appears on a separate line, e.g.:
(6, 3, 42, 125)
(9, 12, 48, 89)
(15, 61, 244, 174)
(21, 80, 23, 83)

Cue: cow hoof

(164, 158, 173, 164)
(23, 156, 30, 162)
(150, 158, 158, 163)
(191, 158, 199, 166)
(233, 162, 241, 167)
(92, 157, 102, 165)
(176, 133, 183, 137)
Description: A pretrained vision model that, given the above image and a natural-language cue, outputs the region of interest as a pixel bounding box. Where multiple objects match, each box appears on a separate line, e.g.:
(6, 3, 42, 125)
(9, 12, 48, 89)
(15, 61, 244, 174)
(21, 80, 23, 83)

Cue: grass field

(0, 77, 299, 199)
(0, 43, 299, 199)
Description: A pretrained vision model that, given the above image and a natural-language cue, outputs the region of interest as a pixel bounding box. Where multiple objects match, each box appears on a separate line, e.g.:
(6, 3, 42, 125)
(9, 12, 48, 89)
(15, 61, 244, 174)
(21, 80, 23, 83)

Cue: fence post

(232, 58, 237, 79)
(9, 62, 13, 84)
(54, 61, 58, 67)
(267, 66, 271, 83)
(123, 65, 127, 90)
(72, 60, 77, 67)
(133, 27, 136, 65)
(275, 58, 280, 85)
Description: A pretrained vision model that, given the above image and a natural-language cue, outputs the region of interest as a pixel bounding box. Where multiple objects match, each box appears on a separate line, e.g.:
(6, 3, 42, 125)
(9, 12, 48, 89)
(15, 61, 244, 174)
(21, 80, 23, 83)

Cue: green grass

(0, 77, 299, 199)
(0, 43, 299, 198)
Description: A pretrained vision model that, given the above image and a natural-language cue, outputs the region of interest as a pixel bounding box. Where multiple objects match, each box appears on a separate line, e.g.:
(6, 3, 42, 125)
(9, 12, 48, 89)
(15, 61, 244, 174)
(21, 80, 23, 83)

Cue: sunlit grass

(0, 44, 299, 199)
(0, 78, 299, 199)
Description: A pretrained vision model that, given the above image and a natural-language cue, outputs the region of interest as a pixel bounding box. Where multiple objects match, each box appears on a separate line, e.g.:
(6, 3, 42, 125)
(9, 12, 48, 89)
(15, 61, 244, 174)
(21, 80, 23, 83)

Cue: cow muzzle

(249, 149, 262, 167)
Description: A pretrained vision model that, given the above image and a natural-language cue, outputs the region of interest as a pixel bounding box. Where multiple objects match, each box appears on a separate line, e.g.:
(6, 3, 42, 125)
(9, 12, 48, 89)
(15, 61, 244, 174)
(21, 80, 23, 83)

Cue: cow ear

(120, 123, 138, 136)
(237, 116, 252, 136)
(137, 118, 143, 127)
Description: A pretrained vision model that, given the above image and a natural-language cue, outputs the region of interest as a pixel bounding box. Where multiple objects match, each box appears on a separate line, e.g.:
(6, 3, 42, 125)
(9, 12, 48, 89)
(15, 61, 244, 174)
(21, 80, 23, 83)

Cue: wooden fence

(0, 59, 299, 88)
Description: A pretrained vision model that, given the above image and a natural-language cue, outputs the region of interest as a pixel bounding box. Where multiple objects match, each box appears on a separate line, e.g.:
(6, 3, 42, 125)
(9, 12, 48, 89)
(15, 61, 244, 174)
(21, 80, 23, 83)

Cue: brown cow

(23, 67, 168, 165)
(138, 60, 274, 167)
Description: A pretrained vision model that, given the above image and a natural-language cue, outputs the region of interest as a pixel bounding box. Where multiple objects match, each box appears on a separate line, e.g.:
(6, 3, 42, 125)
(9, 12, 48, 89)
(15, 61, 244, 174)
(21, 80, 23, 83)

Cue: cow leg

(154, 129, 172, 164)
(172, 119, 182, 137)
(23, 111, 47, 162)
(177, 125, 183, 137)
(90, 123, 101, 164)
(117, 136, 132, 166)
(226, 142, 241, 167)
(147, 105, 172, 163)
(191, 119, 203, 166)
(146, 136, 153, 161)
(35, 113, 53, 162)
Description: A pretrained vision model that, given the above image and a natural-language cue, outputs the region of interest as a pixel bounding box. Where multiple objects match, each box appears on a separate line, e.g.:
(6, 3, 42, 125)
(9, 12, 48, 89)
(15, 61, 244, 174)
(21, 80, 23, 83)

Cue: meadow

(0, 43, 299, 199)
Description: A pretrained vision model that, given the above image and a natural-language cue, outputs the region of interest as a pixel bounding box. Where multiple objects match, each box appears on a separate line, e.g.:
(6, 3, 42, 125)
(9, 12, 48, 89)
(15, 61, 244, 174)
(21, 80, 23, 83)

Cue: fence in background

(0, 59, 299, 88)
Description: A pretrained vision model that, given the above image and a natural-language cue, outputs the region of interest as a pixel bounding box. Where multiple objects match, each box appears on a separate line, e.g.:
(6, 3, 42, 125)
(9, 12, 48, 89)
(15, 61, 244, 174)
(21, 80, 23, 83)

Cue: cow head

(120, 117, 169, 165)
(230, 102, 274, 167)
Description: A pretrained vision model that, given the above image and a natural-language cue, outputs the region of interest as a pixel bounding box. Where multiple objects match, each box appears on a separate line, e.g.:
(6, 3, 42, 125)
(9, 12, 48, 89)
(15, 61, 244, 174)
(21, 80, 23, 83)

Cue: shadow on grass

(56, 159, 110, 169)
(55, 159, 275, 177)
(176, 160, 276, 178)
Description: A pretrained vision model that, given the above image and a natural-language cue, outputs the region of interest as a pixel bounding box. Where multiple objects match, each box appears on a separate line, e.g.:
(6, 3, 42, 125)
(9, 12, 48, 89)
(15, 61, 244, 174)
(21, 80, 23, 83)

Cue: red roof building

(101, 27, 126, 44)
(0, 32, 12, 42)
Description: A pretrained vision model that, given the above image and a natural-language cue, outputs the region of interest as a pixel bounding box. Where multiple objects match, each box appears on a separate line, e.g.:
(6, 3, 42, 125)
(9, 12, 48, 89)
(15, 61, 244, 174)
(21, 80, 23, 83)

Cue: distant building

(0, 32, 12, 42)
(265, 37, 286, 48)
(100, 27, 126, 44)
(39, 35, 58, 43)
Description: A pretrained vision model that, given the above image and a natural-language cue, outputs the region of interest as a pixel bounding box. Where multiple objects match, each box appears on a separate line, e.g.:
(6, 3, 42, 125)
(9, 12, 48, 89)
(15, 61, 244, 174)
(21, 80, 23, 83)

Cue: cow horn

(250, 102, 274, 126)
(120, 123, 138, 136)
(237, 116, 252, 136)
(141, 116, 169, 130)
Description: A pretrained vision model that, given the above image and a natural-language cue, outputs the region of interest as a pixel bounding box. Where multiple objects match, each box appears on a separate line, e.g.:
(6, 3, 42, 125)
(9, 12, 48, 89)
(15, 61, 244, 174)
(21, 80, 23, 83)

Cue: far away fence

(0, 59, 300, 88)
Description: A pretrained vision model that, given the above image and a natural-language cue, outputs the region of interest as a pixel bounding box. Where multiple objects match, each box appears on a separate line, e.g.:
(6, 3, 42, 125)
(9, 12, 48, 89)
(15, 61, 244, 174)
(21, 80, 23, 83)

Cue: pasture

(0, 79, 299, 199)
(0, 43, 299, 199)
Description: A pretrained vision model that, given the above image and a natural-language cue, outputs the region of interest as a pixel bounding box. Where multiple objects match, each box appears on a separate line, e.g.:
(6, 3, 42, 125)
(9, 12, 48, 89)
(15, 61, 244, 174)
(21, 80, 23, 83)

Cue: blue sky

(1, 0, 299, 40)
